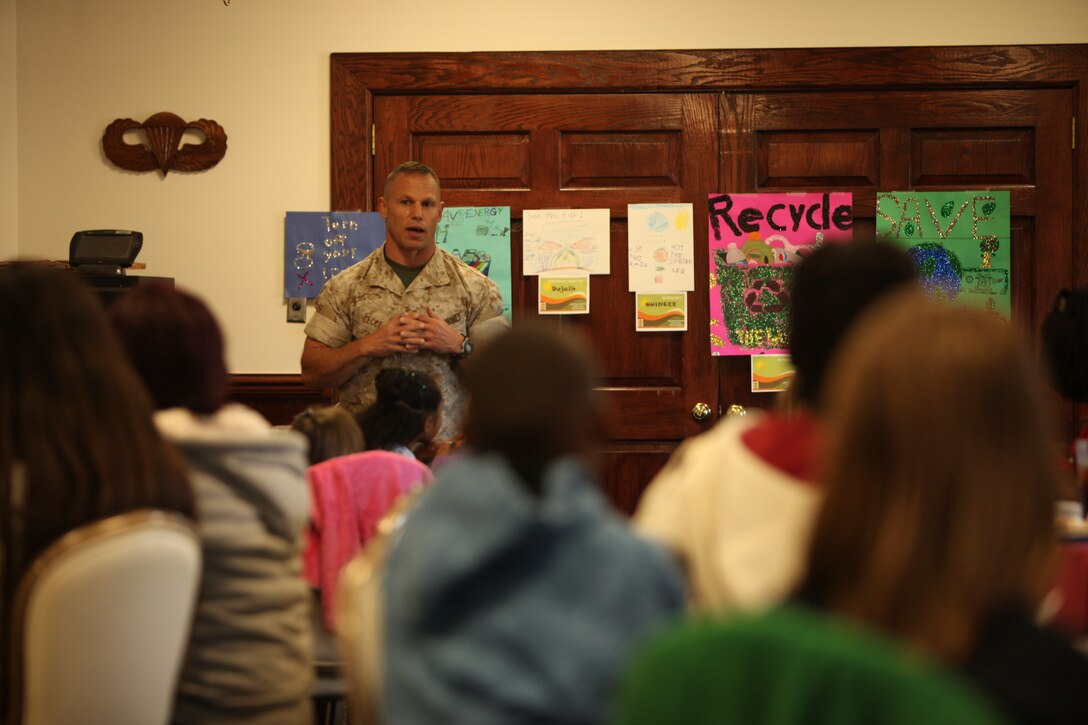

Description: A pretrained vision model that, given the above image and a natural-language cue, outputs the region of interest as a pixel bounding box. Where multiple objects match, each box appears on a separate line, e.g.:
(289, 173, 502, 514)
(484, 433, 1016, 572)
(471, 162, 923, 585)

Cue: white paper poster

(627, 203, 695, 291)
(523, 208, 611, 275)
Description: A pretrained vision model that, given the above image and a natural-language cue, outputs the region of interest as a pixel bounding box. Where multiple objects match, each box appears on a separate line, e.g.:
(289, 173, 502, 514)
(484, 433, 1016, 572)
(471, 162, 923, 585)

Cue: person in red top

(1040, 286, 1088, 639)
(1041, 285, 1088, 504)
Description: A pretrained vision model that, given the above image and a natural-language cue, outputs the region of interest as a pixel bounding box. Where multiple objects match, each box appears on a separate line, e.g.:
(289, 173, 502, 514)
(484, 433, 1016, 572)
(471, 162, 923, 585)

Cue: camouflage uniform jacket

(305, 245, 507, 439)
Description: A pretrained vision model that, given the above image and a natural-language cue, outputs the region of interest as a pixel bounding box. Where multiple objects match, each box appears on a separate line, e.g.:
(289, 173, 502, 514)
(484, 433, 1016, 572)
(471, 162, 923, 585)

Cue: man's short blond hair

(383, 161, 441, 197)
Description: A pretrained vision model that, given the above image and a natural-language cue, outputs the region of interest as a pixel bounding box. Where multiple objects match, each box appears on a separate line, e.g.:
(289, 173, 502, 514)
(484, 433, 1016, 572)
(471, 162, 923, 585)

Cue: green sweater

(613, 605, 1008, 725)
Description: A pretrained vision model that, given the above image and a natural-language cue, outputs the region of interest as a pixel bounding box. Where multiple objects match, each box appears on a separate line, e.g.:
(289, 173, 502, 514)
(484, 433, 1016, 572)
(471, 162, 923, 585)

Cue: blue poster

(436, 206, 513, 320)
(284, 211, 385, 298)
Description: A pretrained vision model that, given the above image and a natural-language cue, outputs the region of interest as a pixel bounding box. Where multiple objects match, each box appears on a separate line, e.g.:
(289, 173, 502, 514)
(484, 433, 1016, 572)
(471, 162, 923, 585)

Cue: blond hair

(383, 161, 440, 198)
(805, 292, 1058, 662)
(291, 405, 365, 465)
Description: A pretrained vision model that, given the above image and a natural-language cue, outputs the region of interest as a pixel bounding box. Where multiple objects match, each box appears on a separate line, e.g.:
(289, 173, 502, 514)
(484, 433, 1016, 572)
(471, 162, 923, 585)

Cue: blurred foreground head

(806, 292, 1057, 661)
(1040, 285, 1088, 402)
(109, 283, 228, 415)
(787, 241, 917, 411)
(463, 322, 601, 493)
(0, 263, 193, 601)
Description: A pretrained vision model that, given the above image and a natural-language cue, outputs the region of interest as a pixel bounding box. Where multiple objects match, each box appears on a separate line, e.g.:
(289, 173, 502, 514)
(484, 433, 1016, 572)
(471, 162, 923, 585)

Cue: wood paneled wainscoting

(227, 375, 660, 515)
(228, 375, 333, 428)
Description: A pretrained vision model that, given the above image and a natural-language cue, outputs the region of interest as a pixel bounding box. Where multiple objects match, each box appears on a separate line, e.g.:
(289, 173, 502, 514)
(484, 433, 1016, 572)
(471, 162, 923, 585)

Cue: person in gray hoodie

(381, 322, 685, 725)
(110, 283, 314, 725)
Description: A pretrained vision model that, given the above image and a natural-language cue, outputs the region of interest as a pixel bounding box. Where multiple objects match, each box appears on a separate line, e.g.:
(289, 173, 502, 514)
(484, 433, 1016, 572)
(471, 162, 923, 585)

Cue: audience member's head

(803, 293, 1058, 661)
(0, 263, 194, 606)
(463, 322, 601, 494)
(787, 241, 917, 411)
(357, 368, 442, 453)
(1041, 285, 1088, 402)
(109, 282, 228, 414)
(291, 405, 365, 465)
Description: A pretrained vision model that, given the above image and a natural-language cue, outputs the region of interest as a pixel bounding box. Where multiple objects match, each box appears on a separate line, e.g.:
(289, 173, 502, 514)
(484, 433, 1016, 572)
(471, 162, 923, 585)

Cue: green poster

(876, 191, 1011, 319)
(436, 207, 513, 321)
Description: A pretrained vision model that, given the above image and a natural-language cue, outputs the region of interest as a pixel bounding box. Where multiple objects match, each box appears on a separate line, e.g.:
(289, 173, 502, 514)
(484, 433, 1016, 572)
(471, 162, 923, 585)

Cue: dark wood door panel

(391, 93, 691, 133)
(596, 443, 677, 516)
(1010, 217, 1037, 326)
(377, 94, 714, 210)
(910, 127, 1036, 187)
(750, 90, 1041, 129)
(731, 89, 1062, 213)
(757, 129, 882, 189)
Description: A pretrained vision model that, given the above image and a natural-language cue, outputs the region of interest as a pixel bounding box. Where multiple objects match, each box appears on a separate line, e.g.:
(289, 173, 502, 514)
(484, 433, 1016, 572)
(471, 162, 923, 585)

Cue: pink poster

(708, 192, 852, 356)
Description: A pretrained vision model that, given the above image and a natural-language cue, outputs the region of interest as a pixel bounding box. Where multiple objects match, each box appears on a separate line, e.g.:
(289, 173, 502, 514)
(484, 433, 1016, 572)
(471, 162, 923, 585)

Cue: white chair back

(9, 510, 202, 725)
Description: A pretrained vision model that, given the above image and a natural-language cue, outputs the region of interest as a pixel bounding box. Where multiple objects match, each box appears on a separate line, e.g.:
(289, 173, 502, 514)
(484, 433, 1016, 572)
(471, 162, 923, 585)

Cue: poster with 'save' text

(708, 192, 852, 356)
(876, 190, 1011, 319)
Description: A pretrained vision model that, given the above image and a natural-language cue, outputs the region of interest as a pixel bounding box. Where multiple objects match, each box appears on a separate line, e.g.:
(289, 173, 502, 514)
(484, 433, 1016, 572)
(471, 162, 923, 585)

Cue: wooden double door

(333, 48, 1083, 512)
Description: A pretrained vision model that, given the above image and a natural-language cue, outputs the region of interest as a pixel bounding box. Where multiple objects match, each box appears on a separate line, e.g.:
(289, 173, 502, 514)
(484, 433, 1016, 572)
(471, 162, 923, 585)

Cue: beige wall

(1, 0, 15, 259)
(10, 0, 1088, 373)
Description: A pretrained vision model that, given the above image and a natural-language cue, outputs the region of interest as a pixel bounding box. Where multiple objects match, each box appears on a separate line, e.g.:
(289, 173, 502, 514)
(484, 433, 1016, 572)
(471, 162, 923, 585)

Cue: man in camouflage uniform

(301, 161, 507, 440)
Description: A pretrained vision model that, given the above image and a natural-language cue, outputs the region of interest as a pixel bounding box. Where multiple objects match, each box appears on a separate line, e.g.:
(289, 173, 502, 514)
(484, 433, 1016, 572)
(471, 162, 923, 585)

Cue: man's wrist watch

(454, 335, 473, 360)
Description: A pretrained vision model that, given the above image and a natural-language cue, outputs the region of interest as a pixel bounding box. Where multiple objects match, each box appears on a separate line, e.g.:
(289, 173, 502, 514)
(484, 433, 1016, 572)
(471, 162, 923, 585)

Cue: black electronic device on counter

(69, 230, 143, 275)
(67, 229, 171, 305)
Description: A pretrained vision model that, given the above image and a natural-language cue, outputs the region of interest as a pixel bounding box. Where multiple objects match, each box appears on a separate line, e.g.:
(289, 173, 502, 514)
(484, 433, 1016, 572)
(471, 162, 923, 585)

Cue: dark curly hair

(356, 368, 442, 452)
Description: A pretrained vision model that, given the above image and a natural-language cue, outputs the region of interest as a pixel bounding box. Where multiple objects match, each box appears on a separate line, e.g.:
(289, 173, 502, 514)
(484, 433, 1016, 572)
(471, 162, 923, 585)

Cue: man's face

(378, 172, 444, 264)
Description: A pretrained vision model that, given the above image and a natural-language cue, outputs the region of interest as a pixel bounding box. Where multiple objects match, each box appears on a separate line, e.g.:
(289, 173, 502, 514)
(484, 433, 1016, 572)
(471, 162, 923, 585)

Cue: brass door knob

(726, 404, 747, 417)
(691, 402, 712, 421)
